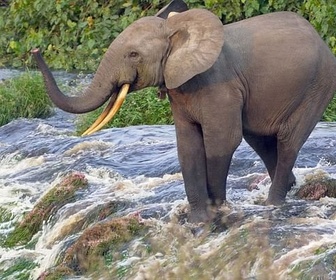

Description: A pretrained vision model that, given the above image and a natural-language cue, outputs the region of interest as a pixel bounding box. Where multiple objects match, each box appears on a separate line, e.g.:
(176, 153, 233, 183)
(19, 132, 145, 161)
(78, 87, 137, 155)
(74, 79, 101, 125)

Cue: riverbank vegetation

(76, 87, 173, 134)
(0, 1, 335, 69)
(0, 72, 173, 129)
(0, 0, 335, 126)
(0, 72, 52, 126)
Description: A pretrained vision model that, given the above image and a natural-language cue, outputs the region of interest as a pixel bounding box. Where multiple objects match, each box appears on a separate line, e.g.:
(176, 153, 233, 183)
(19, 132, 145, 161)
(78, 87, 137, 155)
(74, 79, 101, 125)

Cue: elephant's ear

(164, 9, 224, 89)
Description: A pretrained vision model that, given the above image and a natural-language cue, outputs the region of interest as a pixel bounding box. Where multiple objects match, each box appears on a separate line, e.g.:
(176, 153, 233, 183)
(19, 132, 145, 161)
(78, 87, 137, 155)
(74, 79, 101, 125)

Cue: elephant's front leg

(202, 95, 243, 207)
(174, 119, 210, 223)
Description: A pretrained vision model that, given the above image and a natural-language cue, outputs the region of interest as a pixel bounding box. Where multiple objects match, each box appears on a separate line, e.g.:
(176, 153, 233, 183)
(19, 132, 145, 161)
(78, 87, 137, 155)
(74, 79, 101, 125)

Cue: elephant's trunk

(32, 49, 130, 136)
(32, 49, 117, 114)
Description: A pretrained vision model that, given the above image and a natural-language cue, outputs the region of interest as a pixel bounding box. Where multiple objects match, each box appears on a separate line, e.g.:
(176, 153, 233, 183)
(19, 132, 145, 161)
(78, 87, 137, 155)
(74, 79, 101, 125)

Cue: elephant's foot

(266, 174, 296, 205)
(188, 207, 215, 224)
(265, 192, 286, 206)
(209, 197, 225, 207)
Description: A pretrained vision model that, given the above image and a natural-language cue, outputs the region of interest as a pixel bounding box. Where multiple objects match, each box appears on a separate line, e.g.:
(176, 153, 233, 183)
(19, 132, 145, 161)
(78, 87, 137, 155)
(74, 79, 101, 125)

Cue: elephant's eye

(129, 51, 139, 58)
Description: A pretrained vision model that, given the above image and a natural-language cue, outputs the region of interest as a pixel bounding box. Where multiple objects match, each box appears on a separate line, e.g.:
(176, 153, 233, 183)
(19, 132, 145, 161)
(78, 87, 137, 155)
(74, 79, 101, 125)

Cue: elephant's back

(223, 11, 335, 83)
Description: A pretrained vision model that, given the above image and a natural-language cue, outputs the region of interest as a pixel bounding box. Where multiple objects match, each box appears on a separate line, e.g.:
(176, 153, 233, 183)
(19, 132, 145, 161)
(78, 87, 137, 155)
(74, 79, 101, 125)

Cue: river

(0, 70, 336, 279)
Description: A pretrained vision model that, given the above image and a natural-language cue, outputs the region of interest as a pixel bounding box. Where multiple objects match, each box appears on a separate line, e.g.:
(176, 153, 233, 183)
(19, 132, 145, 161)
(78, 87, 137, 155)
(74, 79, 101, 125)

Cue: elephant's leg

(266, 118, 317, 204)
(266, 92, 329, 205)
(174, 119, 210, 223)
(243, 133, 296, 191)
(203, 106, 243, 206)
(205, 148, 236, 206)
(266, 139, 300, 205)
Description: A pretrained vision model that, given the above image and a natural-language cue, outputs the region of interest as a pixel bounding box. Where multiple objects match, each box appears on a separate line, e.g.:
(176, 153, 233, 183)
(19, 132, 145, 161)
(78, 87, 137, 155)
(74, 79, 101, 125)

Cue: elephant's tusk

(81, 84, 130, 136)
(81, 94, 115, 136)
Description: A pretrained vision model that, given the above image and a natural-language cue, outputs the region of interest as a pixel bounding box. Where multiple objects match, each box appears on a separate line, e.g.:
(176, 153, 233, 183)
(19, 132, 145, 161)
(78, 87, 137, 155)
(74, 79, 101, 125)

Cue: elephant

(32, 5, 336, 223)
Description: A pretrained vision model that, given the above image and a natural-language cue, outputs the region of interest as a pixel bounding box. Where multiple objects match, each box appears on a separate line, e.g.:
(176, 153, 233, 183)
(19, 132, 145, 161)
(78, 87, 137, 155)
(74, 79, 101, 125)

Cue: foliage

(201, 0, 302, 22)
(0, 0, 163, 69)
(0, 0, 335, 70)
(0, 72, 52, 126)
(76, 87, 173, 133)
(323, 96, 336, 122)
(301, 0, 336, 54)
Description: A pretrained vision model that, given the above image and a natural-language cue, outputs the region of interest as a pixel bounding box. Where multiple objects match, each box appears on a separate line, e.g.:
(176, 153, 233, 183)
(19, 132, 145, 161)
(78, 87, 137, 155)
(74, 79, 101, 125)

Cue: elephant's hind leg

(244, 132, 296, 198)
(266, 139, 299, 205)
(267, 117, 322, 204)
(267, 84, 335, 205)
(244, 132, 296, 191)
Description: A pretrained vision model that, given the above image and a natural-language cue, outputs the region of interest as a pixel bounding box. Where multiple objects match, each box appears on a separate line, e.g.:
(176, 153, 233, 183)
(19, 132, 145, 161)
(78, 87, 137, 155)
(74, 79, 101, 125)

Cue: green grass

(0, 72, 53, 126)
(0, 258, 37, 280)
(42, 216, 148, 279)
(76, 87, 174, 135)
(0, 207, 13, 223)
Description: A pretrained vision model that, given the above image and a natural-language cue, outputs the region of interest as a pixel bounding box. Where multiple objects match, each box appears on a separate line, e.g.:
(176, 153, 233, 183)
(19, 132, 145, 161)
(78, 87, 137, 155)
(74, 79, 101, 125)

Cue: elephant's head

(32, 9, 224, 135)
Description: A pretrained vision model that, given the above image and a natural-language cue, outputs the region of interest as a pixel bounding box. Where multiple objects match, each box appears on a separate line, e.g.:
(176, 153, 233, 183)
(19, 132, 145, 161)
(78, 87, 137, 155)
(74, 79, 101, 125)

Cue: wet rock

(4, 172, 88, 247)
(296, 177, 336, 200)
(40, 216, 147, 278)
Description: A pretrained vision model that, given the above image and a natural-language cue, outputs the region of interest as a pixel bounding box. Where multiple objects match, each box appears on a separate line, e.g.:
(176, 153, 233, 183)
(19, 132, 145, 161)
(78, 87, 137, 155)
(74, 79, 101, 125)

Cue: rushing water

(0, 70, 336, 279)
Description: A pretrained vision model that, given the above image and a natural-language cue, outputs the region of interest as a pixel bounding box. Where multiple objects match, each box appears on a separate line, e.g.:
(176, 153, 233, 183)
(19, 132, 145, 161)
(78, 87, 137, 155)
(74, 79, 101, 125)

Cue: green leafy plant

(0, 1, 335, 70)
(301, 0, 336, 54)
(0, 0, 163, 69)
(323, 96, 336, 121)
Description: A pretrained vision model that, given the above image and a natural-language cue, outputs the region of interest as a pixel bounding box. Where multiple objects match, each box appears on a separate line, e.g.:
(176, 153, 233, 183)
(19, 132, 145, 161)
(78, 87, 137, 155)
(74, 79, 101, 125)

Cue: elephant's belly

(242, 110, 282, 136)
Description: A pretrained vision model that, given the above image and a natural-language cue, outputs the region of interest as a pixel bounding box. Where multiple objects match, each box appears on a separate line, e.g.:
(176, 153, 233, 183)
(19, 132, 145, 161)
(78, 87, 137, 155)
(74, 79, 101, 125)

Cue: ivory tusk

(81, 84, 130, 136)
(81, 96, 115, 136)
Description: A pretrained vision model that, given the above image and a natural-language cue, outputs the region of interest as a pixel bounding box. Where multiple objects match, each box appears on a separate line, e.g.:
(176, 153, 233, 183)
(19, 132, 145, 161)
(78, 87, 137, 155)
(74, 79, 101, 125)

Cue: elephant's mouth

(81, 84, 130, 136)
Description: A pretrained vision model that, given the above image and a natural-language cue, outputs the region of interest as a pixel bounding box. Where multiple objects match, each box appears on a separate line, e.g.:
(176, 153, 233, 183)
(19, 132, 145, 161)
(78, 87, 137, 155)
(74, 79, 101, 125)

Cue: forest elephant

(32, 2, 336, 223)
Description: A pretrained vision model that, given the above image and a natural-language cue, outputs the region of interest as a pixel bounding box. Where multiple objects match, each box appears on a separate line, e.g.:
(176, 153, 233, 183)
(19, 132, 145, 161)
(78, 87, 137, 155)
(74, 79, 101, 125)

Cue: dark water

(0, 70, 336, 279)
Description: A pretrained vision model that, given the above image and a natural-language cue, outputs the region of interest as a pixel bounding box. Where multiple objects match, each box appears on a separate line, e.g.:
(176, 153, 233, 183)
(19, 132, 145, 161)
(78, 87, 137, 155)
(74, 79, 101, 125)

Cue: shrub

(0, 1, 335, 69)
(0, 72, 53, 126)
(0, 0, 163, 69)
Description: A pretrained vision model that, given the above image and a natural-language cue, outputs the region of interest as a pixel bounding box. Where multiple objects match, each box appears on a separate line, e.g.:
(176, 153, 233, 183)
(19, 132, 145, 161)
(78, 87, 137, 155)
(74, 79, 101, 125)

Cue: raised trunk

(32, 49, 117, 114)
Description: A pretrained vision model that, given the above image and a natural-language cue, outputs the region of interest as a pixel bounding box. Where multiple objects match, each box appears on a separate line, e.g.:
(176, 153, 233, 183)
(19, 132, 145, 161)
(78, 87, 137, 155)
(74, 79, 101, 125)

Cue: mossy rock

(4, 172, 88, 247)
(40, 216, 148, 279)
